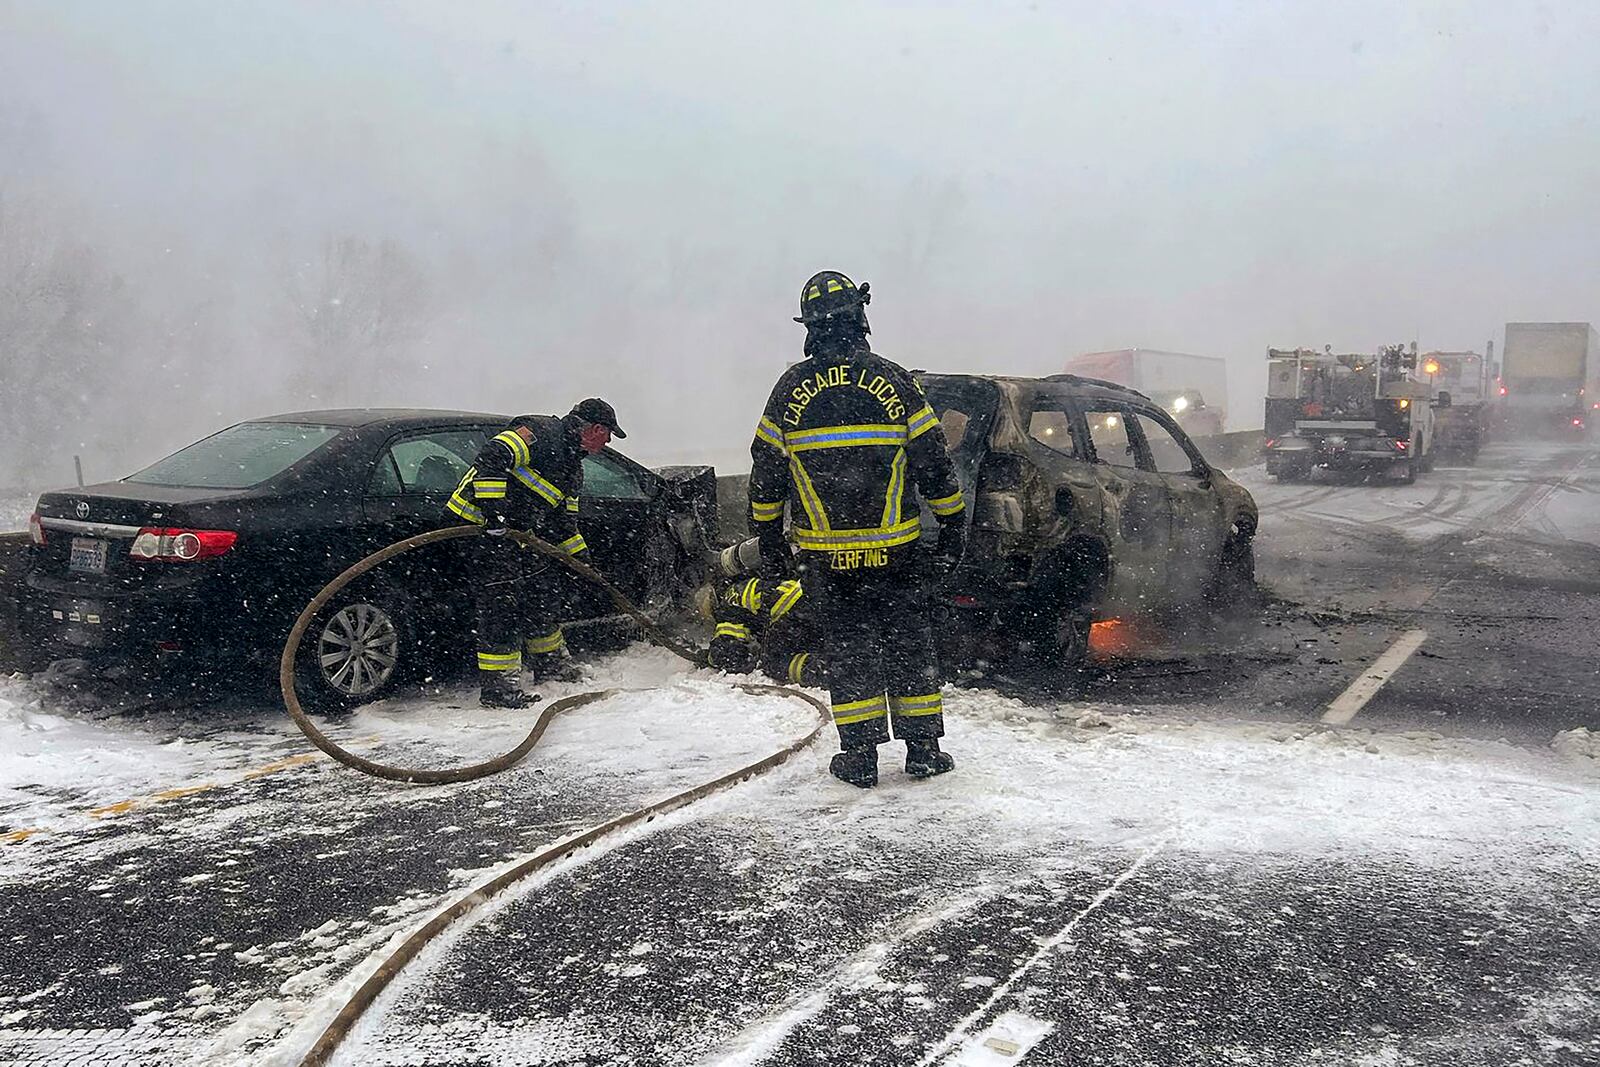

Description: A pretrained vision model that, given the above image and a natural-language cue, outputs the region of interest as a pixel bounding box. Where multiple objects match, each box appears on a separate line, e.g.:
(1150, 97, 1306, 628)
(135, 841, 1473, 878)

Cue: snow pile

(1552, 727, 1600, 764)
(0, 676, 262, 830)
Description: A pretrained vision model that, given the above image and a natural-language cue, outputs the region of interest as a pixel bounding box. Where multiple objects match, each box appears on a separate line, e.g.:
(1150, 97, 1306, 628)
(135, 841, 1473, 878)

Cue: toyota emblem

(75, 501, 90, 520)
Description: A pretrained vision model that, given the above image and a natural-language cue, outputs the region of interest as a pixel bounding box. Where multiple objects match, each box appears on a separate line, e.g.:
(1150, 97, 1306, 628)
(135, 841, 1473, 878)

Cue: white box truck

(1500, 322, 1597, 437)
(1064, 349, 1229, 436)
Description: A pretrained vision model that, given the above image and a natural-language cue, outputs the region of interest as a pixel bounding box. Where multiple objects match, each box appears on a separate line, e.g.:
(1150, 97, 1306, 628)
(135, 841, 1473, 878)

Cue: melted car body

(919, 373, 1258, 665)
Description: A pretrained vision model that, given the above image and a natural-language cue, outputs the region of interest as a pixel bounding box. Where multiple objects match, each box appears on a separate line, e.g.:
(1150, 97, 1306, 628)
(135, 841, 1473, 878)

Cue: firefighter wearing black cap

(447, 398, 626, 708)
(749, 271, 967, 787)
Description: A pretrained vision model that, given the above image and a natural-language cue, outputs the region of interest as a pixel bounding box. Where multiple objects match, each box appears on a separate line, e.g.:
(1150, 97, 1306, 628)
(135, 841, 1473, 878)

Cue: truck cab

(1264, 344, 1434, 484)
(1423, 351, 1491, 463)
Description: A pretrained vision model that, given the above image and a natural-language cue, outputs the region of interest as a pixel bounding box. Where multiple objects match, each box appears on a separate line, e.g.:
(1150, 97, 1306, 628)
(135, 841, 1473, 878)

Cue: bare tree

(0, 190, 133, 486)
(280, 235, 431, 404)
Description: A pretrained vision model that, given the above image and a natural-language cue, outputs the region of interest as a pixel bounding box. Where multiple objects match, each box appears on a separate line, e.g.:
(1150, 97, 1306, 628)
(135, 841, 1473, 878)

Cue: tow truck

(1422, 349, 1492, 463)
(1263, 343, 1435, 484)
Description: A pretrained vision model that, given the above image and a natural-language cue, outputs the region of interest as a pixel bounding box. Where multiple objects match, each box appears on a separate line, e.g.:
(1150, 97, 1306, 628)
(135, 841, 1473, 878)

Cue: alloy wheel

(318, 602, 400, 697)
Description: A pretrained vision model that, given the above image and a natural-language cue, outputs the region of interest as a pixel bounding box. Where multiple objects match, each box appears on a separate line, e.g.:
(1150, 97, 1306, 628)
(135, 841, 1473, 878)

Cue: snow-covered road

(1, 439, 1598, 1065)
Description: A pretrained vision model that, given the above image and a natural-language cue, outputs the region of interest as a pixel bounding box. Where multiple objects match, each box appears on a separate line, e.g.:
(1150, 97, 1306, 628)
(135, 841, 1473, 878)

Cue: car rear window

(125, 422, 344, 489)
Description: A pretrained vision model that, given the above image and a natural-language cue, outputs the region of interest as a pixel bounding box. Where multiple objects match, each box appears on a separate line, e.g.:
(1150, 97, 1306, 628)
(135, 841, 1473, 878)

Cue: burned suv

(919, 373, 1258, 665)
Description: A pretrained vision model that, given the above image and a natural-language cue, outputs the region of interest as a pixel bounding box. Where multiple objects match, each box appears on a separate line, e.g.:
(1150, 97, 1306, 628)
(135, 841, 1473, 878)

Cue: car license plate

(69, 537, 109, 574)
(1326, 435, 1347, 447)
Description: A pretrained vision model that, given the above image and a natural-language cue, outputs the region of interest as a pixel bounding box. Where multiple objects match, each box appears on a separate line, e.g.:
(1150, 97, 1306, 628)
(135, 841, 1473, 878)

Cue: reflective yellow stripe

(881, 448, 906, 527)
(560, 533, 587, 555)
(715, 621, 752, 641)
(524, 630, 565, 656)
(739, 578, 762, 612)
(770, 580, 803, 620)
(474, 478, 508, 500)
(786, 424, 908, 452)
(755, 417, 787, 452)
(448, 495, 485, 524)
(832, 694, 888, 725)
(478, 651, 521, 671)
(792, 518, 921, 553)
(789, 456, 830, 532)
(512, 465, 564, 506)
(805, 284, 822, 301)
(787, 652, 810, 684)
(889, 692, 943, 717)
(906, 405, 939, 440)
(826, 278, 844, 293)
(927, 490, 965, 517)
(493, 430, 531, 467)
(566, 496, 580, 514)
(750, 499, 784, 523)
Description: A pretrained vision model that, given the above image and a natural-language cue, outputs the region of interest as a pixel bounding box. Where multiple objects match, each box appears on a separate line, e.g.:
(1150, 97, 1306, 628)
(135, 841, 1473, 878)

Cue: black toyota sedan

(24, 410, 718, 707)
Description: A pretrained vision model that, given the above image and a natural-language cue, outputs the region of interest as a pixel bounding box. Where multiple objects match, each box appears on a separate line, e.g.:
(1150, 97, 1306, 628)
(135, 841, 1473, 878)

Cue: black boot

(480, 674, 540, 709)
(829, 744, 879, 789)
(528, 656, 583, 685)
(905, 739, 955, 779)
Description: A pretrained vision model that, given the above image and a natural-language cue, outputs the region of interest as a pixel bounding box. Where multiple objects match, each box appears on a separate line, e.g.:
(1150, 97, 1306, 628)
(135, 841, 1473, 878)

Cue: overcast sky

(4, 0, 1600, 468)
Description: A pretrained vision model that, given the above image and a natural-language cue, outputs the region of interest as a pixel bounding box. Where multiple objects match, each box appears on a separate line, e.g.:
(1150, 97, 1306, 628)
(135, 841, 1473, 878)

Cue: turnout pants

(810, 561, 944, 748)
(471, 536, 567, 683)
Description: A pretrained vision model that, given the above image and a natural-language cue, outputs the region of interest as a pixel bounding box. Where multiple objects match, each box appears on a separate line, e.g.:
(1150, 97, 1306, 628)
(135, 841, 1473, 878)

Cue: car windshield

(125, 422, 344, 489)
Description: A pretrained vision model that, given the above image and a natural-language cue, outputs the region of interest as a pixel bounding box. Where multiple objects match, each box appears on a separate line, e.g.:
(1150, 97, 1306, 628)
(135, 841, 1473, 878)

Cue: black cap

(570, 397, 626, 439)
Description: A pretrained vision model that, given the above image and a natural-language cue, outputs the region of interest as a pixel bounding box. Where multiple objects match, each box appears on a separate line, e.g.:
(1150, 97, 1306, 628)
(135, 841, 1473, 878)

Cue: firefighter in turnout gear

(704, 572, 824, 687)
(447, 398, 625, 708)
(749, 271, 968, 787)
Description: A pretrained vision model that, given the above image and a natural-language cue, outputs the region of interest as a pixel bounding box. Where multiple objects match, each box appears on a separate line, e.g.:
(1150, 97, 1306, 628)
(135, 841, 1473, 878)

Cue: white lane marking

(1321, 629, 1430, 726)
(951, 1011, 1055, 1066)
(916, 834, 1170, 1067)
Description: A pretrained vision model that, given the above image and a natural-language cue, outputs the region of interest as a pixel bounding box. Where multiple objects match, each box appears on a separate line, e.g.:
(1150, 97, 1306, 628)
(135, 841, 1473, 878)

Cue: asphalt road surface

(1, 441, 1596, 1066)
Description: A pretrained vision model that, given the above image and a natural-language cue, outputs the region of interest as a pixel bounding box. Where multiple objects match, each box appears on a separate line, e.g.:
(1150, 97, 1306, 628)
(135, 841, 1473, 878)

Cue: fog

(4, 0, 1600, 488)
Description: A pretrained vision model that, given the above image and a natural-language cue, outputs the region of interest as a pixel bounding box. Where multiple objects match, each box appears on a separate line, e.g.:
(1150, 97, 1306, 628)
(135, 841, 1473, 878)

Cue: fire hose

(279, 524, 831, 1064)
(282, 523, 721, 783)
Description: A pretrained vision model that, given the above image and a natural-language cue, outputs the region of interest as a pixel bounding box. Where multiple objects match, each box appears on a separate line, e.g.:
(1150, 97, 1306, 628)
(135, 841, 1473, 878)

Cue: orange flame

(1088, 617, 1157, 659)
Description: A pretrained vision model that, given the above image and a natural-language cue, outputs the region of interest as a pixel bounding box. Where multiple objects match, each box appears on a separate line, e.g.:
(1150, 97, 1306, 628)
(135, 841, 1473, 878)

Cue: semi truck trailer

(1064, 349, 1228, 436)
(1500, 322, 1597, 437)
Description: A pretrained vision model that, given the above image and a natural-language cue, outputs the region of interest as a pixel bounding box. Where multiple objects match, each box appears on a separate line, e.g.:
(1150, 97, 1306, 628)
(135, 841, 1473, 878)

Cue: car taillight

(129, 528, 238, 562)
(1574, 418, 1586, 429)
(1498, 385, 1508, 396)
(1264, 437, 1277, 449)
(1395, 440, 1408, 450)
(28, 512, 46, 545)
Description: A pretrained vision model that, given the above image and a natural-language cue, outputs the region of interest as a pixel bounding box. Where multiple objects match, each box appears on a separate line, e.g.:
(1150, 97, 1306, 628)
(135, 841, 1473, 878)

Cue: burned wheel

(1207, 537, 1257, 610)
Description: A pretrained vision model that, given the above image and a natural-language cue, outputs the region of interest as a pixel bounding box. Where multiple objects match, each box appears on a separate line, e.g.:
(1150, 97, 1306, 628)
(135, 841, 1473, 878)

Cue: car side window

(1134, 411, 1203, 475)
(368, 430, 486, 496)
(1082, 408, 1140, 469)
(581, 451, 651, 501)
(1027, 406, 1079, 457)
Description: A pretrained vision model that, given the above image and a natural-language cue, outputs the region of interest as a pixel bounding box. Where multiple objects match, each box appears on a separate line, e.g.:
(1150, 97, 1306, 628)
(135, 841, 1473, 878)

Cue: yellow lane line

(5, 749, 333, 845)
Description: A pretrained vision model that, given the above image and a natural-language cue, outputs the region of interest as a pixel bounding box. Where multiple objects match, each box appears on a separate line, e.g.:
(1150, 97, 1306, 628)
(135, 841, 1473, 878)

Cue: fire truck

(1263, 343, 1435, 484)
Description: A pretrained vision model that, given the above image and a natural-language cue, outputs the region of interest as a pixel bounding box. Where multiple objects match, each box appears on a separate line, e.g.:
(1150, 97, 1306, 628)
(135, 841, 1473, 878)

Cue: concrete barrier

(1196, 429, 1264, 471)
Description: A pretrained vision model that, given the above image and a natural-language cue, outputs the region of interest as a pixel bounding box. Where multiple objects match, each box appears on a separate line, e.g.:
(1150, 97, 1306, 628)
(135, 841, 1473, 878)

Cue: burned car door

(1077, 403, 1171, 610)
(1130, 407, 1226, 604)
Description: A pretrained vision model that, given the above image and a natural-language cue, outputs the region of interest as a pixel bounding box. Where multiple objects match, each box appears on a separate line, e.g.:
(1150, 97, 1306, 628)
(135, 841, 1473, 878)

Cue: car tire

(295, 589, 413, 712)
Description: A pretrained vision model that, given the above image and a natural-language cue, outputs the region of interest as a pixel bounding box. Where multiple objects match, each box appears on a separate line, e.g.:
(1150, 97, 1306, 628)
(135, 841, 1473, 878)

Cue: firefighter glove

(933, 521, 968, 576)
